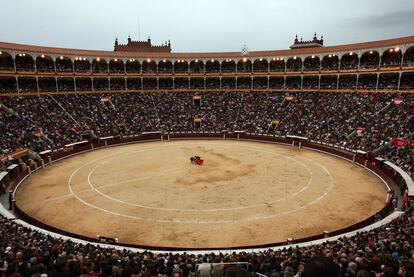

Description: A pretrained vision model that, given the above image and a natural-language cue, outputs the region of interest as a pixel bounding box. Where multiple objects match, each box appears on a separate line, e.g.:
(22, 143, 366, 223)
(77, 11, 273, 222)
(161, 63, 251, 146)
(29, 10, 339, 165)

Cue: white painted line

(66, 143, 333, 223)
(85, 145, 315, 212)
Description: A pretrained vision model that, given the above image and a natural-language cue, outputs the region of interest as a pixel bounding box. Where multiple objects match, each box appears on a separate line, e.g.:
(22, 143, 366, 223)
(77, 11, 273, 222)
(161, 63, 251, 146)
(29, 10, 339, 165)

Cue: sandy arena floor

(15, 140, 387, 249)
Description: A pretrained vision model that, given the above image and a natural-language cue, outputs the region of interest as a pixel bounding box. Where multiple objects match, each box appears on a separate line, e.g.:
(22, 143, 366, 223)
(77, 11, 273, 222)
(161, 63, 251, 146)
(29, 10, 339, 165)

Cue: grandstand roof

(0, 36, 413, 59)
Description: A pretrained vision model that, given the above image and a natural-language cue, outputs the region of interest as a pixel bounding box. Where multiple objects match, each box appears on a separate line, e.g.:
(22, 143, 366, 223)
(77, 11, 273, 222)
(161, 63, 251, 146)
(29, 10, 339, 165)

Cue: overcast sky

(1, 0, 413, 53)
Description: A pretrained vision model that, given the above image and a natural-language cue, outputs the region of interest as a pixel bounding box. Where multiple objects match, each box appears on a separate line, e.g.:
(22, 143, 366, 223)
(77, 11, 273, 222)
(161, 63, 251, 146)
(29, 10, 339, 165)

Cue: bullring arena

(15, 139, 387, 249)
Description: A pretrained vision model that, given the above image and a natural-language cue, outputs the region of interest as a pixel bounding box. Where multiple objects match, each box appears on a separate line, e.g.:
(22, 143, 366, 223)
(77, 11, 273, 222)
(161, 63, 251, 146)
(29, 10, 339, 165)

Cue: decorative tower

(114, 36, 172, 53)
(290, 34, 324, 49)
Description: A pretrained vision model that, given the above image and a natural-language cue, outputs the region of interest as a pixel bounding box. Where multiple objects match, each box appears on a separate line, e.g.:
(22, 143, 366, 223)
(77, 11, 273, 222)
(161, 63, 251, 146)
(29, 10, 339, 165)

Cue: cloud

(343, 9, 414, 28)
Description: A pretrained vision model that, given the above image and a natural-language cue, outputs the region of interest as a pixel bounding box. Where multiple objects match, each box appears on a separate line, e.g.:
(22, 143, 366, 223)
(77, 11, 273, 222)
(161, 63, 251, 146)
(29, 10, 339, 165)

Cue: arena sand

(15, 140, 387, 249)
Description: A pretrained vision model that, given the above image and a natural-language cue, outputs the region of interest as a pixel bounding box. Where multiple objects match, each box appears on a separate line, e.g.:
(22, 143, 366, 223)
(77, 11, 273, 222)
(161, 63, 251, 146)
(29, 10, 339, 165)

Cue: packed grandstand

(0, 34, 414, 277)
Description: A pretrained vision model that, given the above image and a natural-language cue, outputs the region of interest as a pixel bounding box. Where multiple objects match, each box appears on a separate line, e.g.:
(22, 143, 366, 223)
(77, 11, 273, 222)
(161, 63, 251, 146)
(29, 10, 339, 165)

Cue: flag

(33, 129, 43, 138)
(356, 128, 365, 136)
(393, 138, 410, 147)
(272, 119, 280, 125)
(285, 96, 294, 101)
(11, 148, 28, 159)
(101, 97, 109, 103)
(393, 97, 403, 105)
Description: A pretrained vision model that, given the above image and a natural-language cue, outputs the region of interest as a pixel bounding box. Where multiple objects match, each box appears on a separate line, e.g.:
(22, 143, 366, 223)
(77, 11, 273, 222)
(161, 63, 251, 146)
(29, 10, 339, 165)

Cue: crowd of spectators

(1, 56, 414, 93)
(0, 206, 413, 276)
(1, 91, 413, 177)
(0, 73, 409, 93)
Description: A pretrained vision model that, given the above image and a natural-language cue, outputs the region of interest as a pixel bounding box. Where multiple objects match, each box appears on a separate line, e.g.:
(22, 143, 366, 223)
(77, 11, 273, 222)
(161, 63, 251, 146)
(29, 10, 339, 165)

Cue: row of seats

(1, 73, 414, 93)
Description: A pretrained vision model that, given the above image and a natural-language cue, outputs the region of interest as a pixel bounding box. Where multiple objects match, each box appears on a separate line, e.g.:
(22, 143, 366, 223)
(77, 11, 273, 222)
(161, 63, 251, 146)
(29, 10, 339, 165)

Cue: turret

(290, 34, 324, 49)
(114, 36, 171, 53)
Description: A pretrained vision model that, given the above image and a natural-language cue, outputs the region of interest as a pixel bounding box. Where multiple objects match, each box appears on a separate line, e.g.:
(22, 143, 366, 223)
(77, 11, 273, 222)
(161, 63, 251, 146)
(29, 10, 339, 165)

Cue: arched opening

(38, 77, 56, 92)
(57, 77, 75, 91)
(110, 78, 126, 90)
(75, 78, 92, 91)
(253, 77, 268, 89)
(338, 75, 357, 89)
(381, 47, 402, 67)
(286, 76, 301, 88)
(378, 73, 399, 90)
(126, 77, 142, 90)
(125, 59, 141, 73)
(174, 60, 188, 73)
(36, 55, 54, 72)
(158, 60, 173, 73)
(253, 58, 268, 72)
(0, 51, 14, 71)
(206, 77, 219, 89)
(141, 59, 157, 73)
(269, 76, 284, 89)
(360, 51, 380, 69)
(159, 77, 173, 89)
(221, 59, 236, 73)
(17, 76, 37, 92)
(403, 46, 414, 66)
(237, 77, 251, 89)
(321, 54, 339, 70)
(190, 78, 204, 89)
(56, 56, 73, 72)
(269, 58, 285, 72)
(303, 56, 320, 71)
(237, 58, 252, 73)
(93, 77, 109, 90)
(92, 58, 108, 73)
(400, 72, 414, 89)
(320, 75, 337, 89)
(221, 77, 236, 89)
(74, 57, 91, 73)
(205, 59, 220, 73)
(189, 60, 204, 73)
(143, 77, 157, 89)
(109, 59, 124, 73)
(340, 53, 358, 70)
(286, 57, 302, 72)
(15, 53, 34, 71)
(0, 77, 17, 92)
(302, 75, 319, 89)
(358, 74, 377, 89)
(174, 77, 189, 89)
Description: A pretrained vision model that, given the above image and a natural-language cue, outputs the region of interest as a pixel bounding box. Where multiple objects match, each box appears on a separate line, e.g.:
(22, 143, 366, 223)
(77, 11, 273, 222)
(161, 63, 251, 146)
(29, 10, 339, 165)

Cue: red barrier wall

(10, 133, 402, 251)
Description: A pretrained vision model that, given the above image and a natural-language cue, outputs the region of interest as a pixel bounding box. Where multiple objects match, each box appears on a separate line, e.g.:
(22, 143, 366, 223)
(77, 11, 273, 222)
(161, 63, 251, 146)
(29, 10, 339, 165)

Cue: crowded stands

(0, 72, 411, 92)
(0, 198, 413, 276)
(1, 90, 413, 179)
